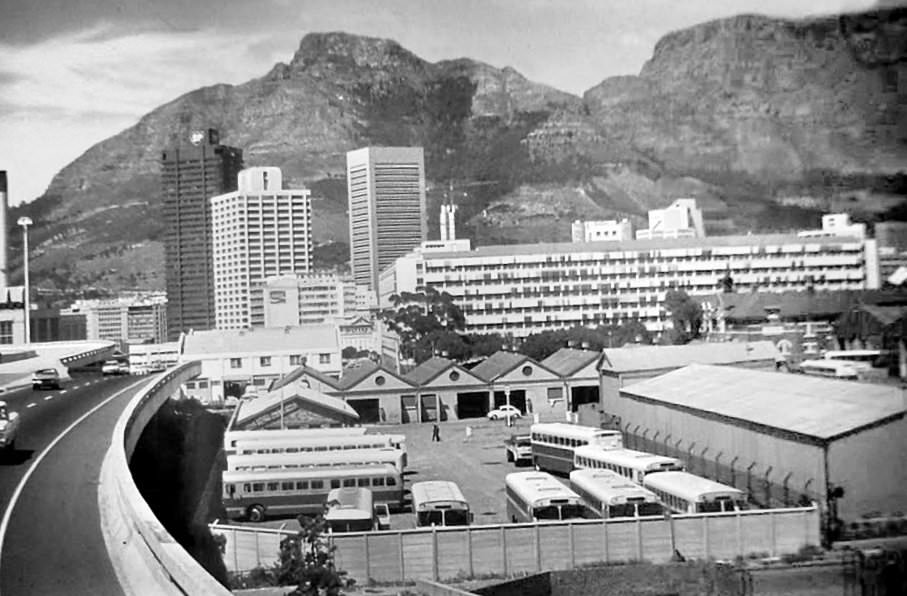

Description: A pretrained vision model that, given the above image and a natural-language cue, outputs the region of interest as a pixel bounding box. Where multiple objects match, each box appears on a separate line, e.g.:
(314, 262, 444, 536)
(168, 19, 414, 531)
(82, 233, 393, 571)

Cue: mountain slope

(10, 8, 907, 298)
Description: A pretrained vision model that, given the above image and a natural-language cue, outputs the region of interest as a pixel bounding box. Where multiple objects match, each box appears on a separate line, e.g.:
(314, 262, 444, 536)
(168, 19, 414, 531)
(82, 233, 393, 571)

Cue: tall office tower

(211, 167, 313, 329)
(161, 129, 243, 340)
(346, 147, 426, 292)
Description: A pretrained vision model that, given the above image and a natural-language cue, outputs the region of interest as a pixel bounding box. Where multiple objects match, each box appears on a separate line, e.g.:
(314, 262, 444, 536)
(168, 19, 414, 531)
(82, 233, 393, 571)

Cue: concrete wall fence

(211, 505, 820, 583)
(98, 361, 232, 596)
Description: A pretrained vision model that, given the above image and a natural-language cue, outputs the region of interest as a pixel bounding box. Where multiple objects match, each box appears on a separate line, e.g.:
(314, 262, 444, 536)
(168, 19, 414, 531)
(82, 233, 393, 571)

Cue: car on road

(487, 405, 522, 420)
(32, 368, 63, 390)
(0, 401, 19, 451)
(102, 360, 129, 376)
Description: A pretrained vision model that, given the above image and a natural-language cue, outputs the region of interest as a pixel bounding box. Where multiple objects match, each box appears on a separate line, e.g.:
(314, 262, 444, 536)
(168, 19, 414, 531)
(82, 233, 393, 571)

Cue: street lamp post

(504, 384, 512, 427)
(17, 217, 32, 345)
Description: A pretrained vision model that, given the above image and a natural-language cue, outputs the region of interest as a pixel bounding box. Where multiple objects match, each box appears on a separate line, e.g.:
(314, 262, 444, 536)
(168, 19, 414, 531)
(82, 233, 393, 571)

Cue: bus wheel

(247, 505, 265, 523)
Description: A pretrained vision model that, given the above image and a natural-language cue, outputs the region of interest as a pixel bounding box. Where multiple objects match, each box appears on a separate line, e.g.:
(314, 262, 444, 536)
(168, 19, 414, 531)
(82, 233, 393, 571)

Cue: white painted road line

(0, 378, 147, 579)
(59, 390, 67, 395)
(26, 403, 36, 409)
(43, 396, 53, 401)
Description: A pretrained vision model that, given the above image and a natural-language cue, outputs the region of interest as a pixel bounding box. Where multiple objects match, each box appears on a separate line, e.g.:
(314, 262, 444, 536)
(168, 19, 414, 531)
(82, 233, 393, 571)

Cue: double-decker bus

(799, 359, 859, 379)
(223, 427, 367, 452)
(573, 446, 684, 484)
(569, 469, 663, 519)
(505, 471, 592, 523)
(530, 423, 623, 475)
(643, 471, 745, 514)
(231, 433, 407, 466)
(410, 480, 472, 527)
(222, 463, 403, 522)
(226, 447, 406, 474)
(324, 487, 390, 533)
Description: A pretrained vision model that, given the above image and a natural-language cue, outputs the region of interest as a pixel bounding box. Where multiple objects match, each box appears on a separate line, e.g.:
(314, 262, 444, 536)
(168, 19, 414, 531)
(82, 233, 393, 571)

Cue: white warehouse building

(382, 230, 879, 338)
(611, 364, 906, 523)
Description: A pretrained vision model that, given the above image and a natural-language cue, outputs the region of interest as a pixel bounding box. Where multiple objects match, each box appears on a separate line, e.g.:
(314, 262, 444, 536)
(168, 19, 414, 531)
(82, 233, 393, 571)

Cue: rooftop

(403, 357, 455, 386)
(471, 351, 531, 382)
(269, 363, 341, 392)
(423, 232, 865, 260)
(181, 324, 338, 355)
(600, 341, 778, 374)
(541, 348, 600, 376)
(234, 385, 359, 427)
(621, 364, 905, 442)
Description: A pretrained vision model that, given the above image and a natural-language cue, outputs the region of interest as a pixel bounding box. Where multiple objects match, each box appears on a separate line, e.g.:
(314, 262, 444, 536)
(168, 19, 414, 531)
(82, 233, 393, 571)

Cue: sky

(0, 0, 883, 207)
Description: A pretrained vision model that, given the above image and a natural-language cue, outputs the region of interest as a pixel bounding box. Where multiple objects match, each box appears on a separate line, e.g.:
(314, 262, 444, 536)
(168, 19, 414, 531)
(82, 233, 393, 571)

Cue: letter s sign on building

(269, 290, 287, 304)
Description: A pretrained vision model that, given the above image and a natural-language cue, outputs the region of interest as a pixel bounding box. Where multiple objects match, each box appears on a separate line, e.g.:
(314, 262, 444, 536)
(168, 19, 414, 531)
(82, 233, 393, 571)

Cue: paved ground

(246, 412, 564, 533)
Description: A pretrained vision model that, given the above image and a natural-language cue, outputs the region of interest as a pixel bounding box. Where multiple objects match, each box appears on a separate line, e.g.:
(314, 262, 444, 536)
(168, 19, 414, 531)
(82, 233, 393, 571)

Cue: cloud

(0, 22, 293, 204)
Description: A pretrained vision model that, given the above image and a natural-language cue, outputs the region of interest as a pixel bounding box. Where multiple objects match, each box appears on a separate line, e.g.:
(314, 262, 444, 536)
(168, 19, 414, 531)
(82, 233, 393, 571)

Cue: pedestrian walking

(464, 425, 473, 442)
(432, 423, 441, 442)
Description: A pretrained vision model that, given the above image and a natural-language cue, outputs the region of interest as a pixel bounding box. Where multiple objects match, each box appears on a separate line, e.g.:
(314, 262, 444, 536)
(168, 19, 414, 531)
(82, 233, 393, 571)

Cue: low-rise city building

(262, 272, 373, 327)
(635, 198, 705, 240)
(611, 364, 907, 521)
(127, 341, 180, 374)
(571, 219, 633, 242)
(68, 293, 168, 347)
(178, 324, 340, 403)
(593, 341, 779, 423)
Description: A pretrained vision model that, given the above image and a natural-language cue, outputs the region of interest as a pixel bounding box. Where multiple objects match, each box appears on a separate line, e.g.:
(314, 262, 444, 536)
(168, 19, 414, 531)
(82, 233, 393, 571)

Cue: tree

(464, 333, 505, 359)
(663, 289, 703, 344)
(274, 514, 349, 595)
(380, 288, 466, 362)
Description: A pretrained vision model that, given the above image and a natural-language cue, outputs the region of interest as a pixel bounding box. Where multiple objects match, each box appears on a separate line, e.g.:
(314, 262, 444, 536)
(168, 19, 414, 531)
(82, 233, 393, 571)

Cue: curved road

(0, 373, 150, 595)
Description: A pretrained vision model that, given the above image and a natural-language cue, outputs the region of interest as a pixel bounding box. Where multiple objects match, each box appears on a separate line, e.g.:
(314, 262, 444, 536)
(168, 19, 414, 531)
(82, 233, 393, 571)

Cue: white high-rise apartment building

(211, 167, 313, 329)
(347, 147, 426, 293)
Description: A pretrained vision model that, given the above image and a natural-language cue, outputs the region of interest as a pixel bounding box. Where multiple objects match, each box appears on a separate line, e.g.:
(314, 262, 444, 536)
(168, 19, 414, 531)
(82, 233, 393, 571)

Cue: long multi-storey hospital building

(382, 230, 879, 338)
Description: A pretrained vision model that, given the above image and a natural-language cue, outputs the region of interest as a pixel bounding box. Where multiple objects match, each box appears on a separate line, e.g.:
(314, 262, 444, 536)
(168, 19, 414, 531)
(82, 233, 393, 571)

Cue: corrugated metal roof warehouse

(612, 364, 906, 522)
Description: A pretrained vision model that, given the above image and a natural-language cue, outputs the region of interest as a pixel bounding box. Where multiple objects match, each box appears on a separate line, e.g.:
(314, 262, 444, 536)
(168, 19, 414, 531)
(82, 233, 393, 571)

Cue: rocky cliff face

(584, 9, 907, 179)
(13, 8, 907, 296)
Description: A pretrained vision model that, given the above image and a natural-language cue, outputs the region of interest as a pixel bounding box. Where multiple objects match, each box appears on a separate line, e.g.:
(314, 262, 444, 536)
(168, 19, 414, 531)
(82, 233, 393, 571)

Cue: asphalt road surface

(0, 372, 150, 595)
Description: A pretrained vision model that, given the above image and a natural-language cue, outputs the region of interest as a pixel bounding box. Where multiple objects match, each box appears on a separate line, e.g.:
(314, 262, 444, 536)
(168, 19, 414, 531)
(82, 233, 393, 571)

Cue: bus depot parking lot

(247, 416, 542, 532)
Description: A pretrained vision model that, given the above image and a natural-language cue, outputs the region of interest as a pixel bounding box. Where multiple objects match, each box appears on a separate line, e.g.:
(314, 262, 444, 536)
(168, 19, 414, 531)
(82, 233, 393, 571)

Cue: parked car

(487, 405, 522, 420)
(32, 368, 63, 390)
(504, 433, 532, 465)
(102, 360, 129, 376)
(0, 401, 19, 451)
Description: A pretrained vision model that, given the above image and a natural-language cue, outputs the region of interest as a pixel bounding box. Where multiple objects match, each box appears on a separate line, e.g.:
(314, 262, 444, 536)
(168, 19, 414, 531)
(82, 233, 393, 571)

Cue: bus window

(386, 477, 397, 486)
(445, 509, 470, 526)
(295, 481, 309, 490)
(311, 480, 324, 489)
(281, 482, 294, 491)
(330, 479, 341, 489)
(252, 483, 264, 492)
(357, 478, 370, 487)
(267, 482, 279, 491)
(243, 483, 251, 492)
(418, 511, 444, 526)
(343, 478, 356, 487)
(373, 477, 385, 486)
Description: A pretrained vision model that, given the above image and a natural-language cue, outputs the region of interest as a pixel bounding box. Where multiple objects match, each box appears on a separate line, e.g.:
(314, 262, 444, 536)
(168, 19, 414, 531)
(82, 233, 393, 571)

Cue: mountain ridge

(10, 7, 906, 299)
